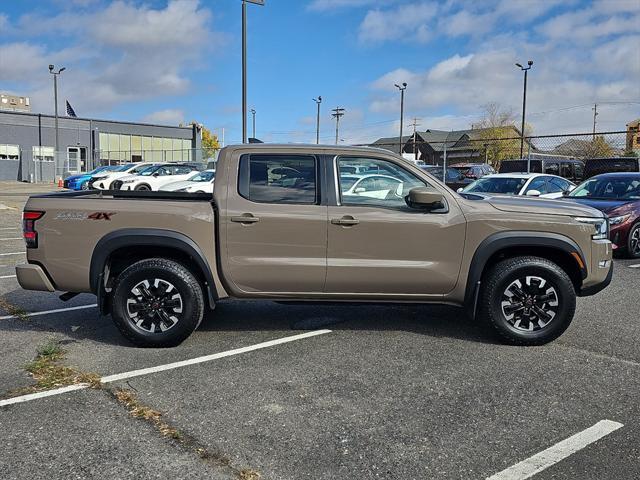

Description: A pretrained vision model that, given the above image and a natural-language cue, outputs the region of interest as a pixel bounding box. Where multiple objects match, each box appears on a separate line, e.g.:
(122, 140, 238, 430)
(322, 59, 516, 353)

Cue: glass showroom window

(0, 144, 20, 160)
(32, 146, 54, 162)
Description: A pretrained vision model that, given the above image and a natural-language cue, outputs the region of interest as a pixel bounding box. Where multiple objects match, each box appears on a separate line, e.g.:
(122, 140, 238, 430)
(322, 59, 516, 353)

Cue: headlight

(575, 217, 609, 240)
(608, 214, 630, 226)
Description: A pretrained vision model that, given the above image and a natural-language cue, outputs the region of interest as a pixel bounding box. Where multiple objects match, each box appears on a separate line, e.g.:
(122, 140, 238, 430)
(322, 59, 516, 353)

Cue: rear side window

(544, 162, 559, 175)
(238, 154, 318, 204)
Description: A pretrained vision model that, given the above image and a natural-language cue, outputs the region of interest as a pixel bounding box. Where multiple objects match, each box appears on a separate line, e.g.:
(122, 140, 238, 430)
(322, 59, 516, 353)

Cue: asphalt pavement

(0, 184, 638, 479)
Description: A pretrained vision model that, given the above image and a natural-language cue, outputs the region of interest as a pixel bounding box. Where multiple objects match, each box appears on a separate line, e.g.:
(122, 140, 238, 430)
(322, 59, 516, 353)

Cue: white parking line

(0, 275, 16, 279)
(0, 252, 23, 257)
(0, 238, 22, 241)
(628, 264, 640, 269)
(0, 227, 19, 231)
(0, 304, 98, 321)
(0, 329, 332, 407)
(486, 420, 624, 480)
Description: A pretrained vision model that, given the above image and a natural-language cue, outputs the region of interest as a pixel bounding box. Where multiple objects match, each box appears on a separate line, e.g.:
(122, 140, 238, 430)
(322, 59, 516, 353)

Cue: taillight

(23, 211, 44, 248)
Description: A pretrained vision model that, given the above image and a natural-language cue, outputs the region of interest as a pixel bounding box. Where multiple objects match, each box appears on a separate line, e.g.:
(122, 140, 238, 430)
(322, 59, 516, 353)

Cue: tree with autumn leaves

(201, 127, 220, 159)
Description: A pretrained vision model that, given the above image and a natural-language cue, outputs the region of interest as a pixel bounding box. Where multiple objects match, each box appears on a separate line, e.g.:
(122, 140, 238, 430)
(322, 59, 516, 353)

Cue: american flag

(65, 100, 77, 117)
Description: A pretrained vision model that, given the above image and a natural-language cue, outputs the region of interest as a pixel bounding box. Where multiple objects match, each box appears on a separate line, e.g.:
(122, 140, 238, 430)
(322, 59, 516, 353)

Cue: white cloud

(308, 0, 392, 12)
(358, 2, 438, 43)
(142, 109, 185, 125)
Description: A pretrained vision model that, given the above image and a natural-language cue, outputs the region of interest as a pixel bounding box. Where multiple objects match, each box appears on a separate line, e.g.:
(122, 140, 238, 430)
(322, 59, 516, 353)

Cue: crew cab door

(223, 153, 327, 294)
(326, 156, 466, 295)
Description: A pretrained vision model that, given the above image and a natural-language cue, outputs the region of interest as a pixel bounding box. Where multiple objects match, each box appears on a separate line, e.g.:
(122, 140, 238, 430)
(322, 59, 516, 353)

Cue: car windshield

(131, 164, 156, 174)
(451, 166, 472, 175)
(188, 171, 215, 182)
(569, 176, 640, 200)
(114, 164, 135, 172)
(463, 177, 527, 195)
(139, 165, 162, 176)
(88, 166, 111, 175)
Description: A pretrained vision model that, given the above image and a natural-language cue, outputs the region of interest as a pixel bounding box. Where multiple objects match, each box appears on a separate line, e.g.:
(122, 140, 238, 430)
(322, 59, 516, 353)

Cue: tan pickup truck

(17, 144, 613, 347)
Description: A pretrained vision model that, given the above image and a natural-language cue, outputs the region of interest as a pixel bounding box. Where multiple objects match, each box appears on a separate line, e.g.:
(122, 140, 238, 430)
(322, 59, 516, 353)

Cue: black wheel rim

(126, 279, 183, 333)
(500, 275, 559, 332)
(630, 227, 640, 256)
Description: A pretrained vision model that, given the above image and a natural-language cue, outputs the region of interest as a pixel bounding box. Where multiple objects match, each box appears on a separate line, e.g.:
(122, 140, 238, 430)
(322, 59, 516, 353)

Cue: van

(499, 158, 584, 183)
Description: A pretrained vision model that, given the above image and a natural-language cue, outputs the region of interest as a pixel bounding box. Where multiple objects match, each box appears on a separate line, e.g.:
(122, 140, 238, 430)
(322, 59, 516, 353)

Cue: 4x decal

(88, 212, 116, 221)
(55, 211, 117, 221)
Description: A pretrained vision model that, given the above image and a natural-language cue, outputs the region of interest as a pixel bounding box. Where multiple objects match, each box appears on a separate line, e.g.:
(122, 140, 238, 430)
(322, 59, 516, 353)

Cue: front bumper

(579, 262, 613, 296)
(15, 264, 55, 292)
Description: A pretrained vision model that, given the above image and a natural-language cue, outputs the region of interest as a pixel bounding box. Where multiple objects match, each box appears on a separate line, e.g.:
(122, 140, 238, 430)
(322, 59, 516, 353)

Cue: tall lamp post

(395, 82, 407, 155)
(313, 96, 322, 144)
(250, 109, 256, 139)
(242, 0, 264, 144)
(515, 60, 533, 158)
(49, 64, 66, 181)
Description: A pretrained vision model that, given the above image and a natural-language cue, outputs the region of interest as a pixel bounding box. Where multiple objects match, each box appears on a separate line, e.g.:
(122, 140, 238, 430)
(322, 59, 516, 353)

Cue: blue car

(63, 166, 119, 191)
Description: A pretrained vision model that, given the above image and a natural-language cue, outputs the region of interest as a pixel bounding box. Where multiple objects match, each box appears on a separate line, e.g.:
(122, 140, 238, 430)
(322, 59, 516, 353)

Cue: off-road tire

(479, 256, 576, 346)
(626, 222, 640, 259)
(111, 258, 204, 347)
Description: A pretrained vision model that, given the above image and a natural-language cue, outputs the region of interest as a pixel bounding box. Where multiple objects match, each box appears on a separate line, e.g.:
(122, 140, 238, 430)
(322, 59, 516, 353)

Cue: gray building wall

(0, 111, 201, 182)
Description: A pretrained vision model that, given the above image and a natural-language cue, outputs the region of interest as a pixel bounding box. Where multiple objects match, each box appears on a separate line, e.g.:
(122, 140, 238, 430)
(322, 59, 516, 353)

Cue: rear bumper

(15, 264, 55, 292)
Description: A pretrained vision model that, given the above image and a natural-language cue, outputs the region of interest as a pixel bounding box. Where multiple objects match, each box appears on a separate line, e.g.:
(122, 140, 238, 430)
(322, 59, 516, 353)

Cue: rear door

(326, 156, 466, 295)
(224, 153, 327, 294)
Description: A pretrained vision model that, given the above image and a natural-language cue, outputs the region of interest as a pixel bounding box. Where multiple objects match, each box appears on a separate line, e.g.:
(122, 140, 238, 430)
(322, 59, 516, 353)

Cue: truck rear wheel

(479, 256, 576, 346)
(111, 258, 204, 347)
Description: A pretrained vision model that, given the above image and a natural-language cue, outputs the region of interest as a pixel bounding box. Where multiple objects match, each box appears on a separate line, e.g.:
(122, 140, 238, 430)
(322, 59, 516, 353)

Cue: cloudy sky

(0, 0, 638, 144)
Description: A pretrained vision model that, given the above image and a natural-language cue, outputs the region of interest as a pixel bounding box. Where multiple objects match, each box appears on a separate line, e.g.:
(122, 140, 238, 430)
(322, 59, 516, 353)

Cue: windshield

(139, 165, 162, 176)
(130, 164, 156, 174)
(115, 163, 135, 172)
(88, 166, 112, 175)
(463, 176, 527, 195)
(569, 176, 640, 200)
(188, 171, 215, 182)
(340, 176, 360, 190)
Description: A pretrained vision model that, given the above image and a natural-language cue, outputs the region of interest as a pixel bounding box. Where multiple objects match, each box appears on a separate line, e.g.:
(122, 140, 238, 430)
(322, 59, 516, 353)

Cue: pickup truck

(16, 144, 613, 347)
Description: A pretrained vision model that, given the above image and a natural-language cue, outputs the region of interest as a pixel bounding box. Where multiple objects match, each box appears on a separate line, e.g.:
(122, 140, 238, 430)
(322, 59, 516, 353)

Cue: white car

(159, 170, 215, 193)
(341, 174, 403, 199)
(90, 163, 160, 190)
(459, 173, 576, 199)
(116, 164, 202, 191)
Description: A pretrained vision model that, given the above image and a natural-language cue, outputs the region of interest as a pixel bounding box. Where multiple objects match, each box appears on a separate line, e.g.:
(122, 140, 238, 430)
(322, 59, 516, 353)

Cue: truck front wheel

(111, 258, 204, 347)
(479, 256, 576, 346)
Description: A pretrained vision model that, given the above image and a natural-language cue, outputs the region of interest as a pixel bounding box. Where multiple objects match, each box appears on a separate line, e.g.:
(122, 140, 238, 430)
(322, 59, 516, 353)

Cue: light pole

(49, 64, 65, 180)
(515, 60, 533, 158)
(242, 0, 265, 144)
(395, 82, 407, 155)
(313, 96, 322, 144)
(331, 107, 345, 145)
(250, 109, 256, 139)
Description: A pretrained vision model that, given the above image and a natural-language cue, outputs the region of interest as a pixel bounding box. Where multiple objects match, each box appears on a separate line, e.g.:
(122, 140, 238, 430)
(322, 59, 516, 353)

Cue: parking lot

(0, 182, 638, 480)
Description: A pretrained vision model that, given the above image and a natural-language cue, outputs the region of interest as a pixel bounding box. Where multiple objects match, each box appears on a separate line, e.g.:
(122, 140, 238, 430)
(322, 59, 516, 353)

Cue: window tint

(548, 177, 570, 193)
(338, 157, 427, 209)
(544, 162, 559, 175)
(238, 155, 317, 204)
(526, 177, 548, 194)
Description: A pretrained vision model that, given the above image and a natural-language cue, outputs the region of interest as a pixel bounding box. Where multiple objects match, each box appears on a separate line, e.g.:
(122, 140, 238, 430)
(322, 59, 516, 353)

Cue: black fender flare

(90, 228, 217, 312)
(464, 231, 587, 317)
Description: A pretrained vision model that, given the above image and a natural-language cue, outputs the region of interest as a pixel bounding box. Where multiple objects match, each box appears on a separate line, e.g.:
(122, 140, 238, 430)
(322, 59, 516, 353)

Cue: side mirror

(406, 187, 445, 211)
(525, 189, 541, 197)
(152, 172, 160, 177)
(456, 187, 464, 193)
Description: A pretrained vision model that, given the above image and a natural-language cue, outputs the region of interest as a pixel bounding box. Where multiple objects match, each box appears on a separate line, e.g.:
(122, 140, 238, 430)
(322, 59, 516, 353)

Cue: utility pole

(592, 103, 598, 139)
(49, 64, 66, 182)
(395, 82, 407, 154)
(250, 109, 256, 139)
(313, 96, 322, 144)
(331, 107, 345, 145)
(515, 60, 533, 159)
(409, 117, 421, 161)
(241, 0, 265, 144)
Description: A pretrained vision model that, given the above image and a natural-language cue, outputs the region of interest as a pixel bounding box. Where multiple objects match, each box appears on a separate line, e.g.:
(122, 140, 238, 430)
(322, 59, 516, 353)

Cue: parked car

(90, 163, 161, 190)
(583, 157, 640, 180)
(114, 163, 203, 191)
(563, 172, 640, 258)
(450, 163, 495, 181)
(63, 165, 119, 191)
(459, 173, 575, 199)
(17, 144, 612, 348)
(159, 169, 215, 193)
(340, 174, 404, 199)
(499, 158, 585, 183)
(419, 165, 467, 191)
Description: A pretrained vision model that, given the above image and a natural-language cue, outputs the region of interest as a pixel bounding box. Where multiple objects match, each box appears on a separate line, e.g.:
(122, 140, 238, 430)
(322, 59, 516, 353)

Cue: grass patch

(3, 338, 101, 398)
(114, 388, 183, 440)
(0, 298, 29, 321)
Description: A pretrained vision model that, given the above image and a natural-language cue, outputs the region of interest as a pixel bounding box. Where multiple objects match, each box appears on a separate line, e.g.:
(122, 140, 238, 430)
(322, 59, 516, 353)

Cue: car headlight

(608, 214, 630, 226)
(575, 217, 609, 240)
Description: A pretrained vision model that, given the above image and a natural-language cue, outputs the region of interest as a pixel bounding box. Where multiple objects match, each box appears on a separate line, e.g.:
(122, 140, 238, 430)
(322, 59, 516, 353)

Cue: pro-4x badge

(88, 212, 116, 220)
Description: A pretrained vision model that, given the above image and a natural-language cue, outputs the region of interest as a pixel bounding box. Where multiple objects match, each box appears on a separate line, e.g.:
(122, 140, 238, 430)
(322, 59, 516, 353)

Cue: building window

(33, 146, 54, 162)
(0, 144, 20, 160)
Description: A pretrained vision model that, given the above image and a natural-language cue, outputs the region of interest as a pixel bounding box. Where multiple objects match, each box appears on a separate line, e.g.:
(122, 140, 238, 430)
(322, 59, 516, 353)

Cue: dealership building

(0, 109, 202, 182)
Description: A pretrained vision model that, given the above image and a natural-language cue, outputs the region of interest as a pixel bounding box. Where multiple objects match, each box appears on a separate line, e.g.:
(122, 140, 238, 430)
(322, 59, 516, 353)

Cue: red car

(564, 172, 640, 258)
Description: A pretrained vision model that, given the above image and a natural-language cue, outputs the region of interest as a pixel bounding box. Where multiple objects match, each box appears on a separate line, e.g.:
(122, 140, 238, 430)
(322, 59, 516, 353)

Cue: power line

(331, 107, 345, 145)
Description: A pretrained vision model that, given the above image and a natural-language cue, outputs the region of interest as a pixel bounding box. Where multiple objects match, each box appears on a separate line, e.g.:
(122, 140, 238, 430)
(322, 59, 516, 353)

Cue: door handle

(331, 216, 359, 226)
(231, 214, 260, 224)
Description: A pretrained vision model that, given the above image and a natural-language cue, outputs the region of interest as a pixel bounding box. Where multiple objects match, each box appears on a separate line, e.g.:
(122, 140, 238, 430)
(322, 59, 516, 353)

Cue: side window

(338, 157, 428, 209)
(238, 154, 317, 204)
(548, 177, 570, 193)
(175, 166, 193, 175)
(156, 166, 171, 176)
(559, 162, 573, 179)
(574, 163, 584, 180)
(544, 162, 559, 176)
(526, 177, 548, 193)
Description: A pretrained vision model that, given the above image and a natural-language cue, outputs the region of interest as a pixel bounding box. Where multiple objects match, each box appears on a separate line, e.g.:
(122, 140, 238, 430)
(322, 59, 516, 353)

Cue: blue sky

(1, 0, 638, 144)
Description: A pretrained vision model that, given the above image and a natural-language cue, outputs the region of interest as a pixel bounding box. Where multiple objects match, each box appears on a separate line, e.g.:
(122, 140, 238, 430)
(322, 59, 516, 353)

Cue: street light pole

(331, 107, 345, 145)
(241, 0, 265, 144)
(49, 64, 66, 181)
(313, 96, 322, 144)
(395, 82, 407, 155)
(250, 109, 256, 139)
(515, 60, 533, 159)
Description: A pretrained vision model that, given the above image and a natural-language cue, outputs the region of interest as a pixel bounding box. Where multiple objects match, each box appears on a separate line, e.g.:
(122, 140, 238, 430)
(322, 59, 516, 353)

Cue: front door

(326, 156, 466, 295)
(224, 153, 327, 294)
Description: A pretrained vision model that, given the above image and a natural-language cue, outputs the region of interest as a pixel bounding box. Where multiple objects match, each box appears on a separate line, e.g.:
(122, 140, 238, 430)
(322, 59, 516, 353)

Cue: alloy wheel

(500, 275, 559, 332)
(126, 278, 183, 333)
(630, 226, 640, 256)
